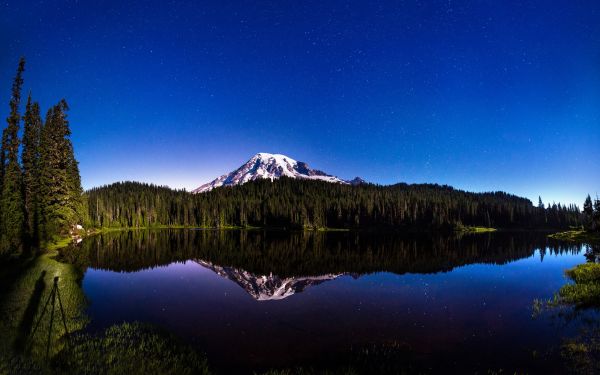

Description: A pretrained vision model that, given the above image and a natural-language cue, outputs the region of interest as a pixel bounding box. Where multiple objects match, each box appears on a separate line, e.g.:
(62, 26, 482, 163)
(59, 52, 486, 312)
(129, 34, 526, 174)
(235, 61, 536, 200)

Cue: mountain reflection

(195, 259, 344, 300)
(59, 229, 581, 279)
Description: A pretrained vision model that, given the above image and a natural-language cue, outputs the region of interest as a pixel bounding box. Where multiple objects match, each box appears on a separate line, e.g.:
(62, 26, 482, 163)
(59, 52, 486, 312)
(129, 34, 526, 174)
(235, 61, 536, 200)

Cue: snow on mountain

(195, 259, 343, 301)
(193, 152, 362, 193)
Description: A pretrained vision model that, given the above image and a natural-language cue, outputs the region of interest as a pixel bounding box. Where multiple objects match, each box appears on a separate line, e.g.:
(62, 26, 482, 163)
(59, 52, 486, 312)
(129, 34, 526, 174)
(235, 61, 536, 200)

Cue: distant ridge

(193, 152, 364, 193)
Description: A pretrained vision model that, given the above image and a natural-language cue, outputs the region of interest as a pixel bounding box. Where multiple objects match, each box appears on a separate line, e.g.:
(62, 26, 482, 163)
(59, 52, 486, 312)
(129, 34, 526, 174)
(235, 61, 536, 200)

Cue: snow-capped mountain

(195, 260, 343, 301)
(193, 152, 364, 193)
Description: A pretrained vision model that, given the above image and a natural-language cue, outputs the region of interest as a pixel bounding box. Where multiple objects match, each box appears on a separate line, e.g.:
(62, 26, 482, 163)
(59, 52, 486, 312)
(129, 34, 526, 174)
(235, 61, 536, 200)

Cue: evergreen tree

(0, 57, 25, 255)
(63, 100, 85, 223)
(22, 93, 43, 245)
(39, 100, 84, 240)
(0, 125, 6, 188)
(0, 57, 84, 252)
(593, 196, 600, 232)
(40, 105, 68, 239)
(583, 194, 594, 231)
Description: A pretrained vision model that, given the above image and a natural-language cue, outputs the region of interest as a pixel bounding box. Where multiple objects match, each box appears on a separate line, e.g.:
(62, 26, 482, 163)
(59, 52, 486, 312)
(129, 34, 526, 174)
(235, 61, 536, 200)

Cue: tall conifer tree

(58, 99, 85, 225)
(39, 100, 84, 240)
(583, 194, 594, 230)
(0, 57, 25, 254)
(593, 196, 600, 232)
(22, 93, 43, 245)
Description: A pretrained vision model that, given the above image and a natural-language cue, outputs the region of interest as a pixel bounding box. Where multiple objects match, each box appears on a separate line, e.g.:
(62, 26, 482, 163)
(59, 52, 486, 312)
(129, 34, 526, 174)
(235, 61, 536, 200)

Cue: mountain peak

(254, 152, 296, 162)
(348, 177, 367, 186)
(193, 153, 364, 193)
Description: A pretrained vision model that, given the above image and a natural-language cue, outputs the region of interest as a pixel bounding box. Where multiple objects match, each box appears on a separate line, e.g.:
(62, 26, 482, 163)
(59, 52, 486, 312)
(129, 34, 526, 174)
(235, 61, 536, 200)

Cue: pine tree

(22, 93, 43, 245)
(39, 100, 84, 240)
(0, 57, 25, 255)
(61, 99, 85, 226)
(583, 195, 594, 231)
(0, 127, 6, 188)
(593, 196, 600, 232)
(39, 105, 66, 239)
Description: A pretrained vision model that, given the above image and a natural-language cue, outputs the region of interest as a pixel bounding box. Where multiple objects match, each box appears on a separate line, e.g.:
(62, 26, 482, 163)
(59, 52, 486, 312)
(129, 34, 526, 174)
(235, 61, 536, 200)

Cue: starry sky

(1, 0, 599, 205)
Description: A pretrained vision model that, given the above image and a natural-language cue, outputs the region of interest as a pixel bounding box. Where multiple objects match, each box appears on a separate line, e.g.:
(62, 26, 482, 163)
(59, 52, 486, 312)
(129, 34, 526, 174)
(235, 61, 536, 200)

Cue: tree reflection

(59, 229, 579, 277)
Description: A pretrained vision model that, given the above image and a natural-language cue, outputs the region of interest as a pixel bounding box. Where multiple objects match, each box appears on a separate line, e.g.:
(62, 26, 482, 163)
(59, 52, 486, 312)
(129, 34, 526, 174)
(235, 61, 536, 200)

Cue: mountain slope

(193, 152, 356, 193)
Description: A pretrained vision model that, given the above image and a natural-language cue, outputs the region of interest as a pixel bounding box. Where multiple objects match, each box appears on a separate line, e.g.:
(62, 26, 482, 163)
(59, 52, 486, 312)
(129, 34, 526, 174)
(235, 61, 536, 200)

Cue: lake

(60, 229, 585, 373)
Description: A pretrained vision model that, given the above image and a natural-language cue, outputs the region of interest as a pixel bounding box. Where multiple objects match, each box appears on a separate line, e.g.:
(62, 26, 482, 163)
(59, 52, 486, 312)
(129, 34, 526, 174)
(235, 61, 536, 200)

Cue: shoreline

(548, 230, 600, 244)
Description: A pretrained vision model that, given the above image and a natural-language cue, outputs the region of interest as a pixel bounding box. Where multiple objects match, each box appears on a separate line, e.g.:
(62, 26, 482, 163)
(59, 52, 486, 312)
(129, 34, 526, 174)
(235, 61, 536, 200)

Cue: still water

(60, 230, 585, 373)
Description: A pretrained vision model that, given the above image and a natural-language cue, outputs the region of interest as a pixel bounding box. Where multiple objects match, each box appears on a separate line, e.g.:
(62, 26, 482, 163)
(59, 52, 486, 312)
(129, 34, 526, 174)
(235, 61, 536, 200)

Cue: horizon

(89, 151, 588, 208)
(2, 1, 599, 206)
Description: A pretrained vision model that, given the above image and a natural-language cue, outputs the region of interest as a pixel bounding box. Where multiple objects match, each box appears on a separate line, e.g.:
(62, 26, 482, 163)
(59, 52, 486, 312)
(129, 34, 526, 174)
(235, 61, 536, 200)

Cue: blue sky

(1, 0, 599, 205)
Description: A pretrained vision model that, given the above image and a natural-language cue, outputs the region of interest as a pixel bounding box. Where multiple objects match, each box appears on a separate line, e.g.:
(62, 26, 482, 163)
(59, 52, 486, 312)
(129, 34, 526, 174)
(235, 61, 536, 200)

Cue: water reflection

(196, 259, 344, 301)
(60, 229, 579, 277)
(59, 230, 585, 372)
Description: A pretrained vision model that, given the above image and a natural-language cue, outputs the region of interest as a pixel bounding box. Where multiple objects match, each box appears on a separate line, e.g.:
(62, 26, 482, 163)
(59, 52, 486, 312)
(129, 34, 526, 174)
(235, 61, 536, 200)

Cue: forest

(0, 58, 85, 257)
(87, 179, 583, 231)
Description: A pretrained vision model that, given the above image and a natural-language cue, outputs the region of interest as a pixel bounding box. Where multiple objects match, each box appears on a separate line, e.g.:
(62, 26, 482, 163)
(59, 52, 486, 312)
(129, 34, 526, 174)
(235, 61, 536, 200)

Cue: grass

(559, 337, 600, 375)
(565, 263, 600, 284)
(0, 247, 88, 371)
(88, 225, 200, 234)
(52, 322, 211, 375)
(87, 224, 265, 235)
(455, 225, 497, 233)
(537, 230, 600, 309)
(557, 263, 600, 308)
(92, 224, 352, 233)
(43, 237, 76, 252)
(549, 230, 600, 244)
(313, 227, 350, 232)
(533, 262, 600, 312)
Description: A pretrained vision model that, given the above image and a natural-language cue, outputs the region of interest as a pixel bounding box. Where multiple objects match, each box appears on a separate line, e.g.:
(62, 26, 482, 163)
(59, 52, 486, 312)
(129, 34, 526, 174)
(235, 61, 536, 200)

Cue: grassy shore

(544, 260, 600, 374)
(548, 230, 600, 244)
(0, 243, 87, 372)
(43, 237, 76, 251)
(304, 226, 350, 232)
(557, 263, 600, 308)
(530, 230, 600, 373)
(455, 225, 497, 233)
(53, 322, 210, 374)
(535, 230, 600, 310)
(89, 225, 354, 233)
(83, 224, 509, 235)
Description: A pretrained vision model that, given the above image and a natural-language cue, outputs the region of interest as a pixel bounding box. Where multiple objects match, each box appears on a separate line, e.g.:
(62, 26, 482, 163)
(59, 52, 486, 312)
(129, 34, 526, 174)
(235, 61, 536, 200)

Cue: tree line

(0, 58, 85, 257)
(582, 194, 600, 233)
(86, 179, 581, 231)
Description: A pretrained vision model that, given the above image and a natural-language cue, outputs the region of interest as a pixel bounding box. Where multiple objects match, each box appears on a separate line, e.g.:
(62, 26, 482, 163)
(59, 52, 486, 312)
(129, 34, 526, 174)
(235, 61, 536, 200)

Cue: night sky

(2, 1, 599, 205)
